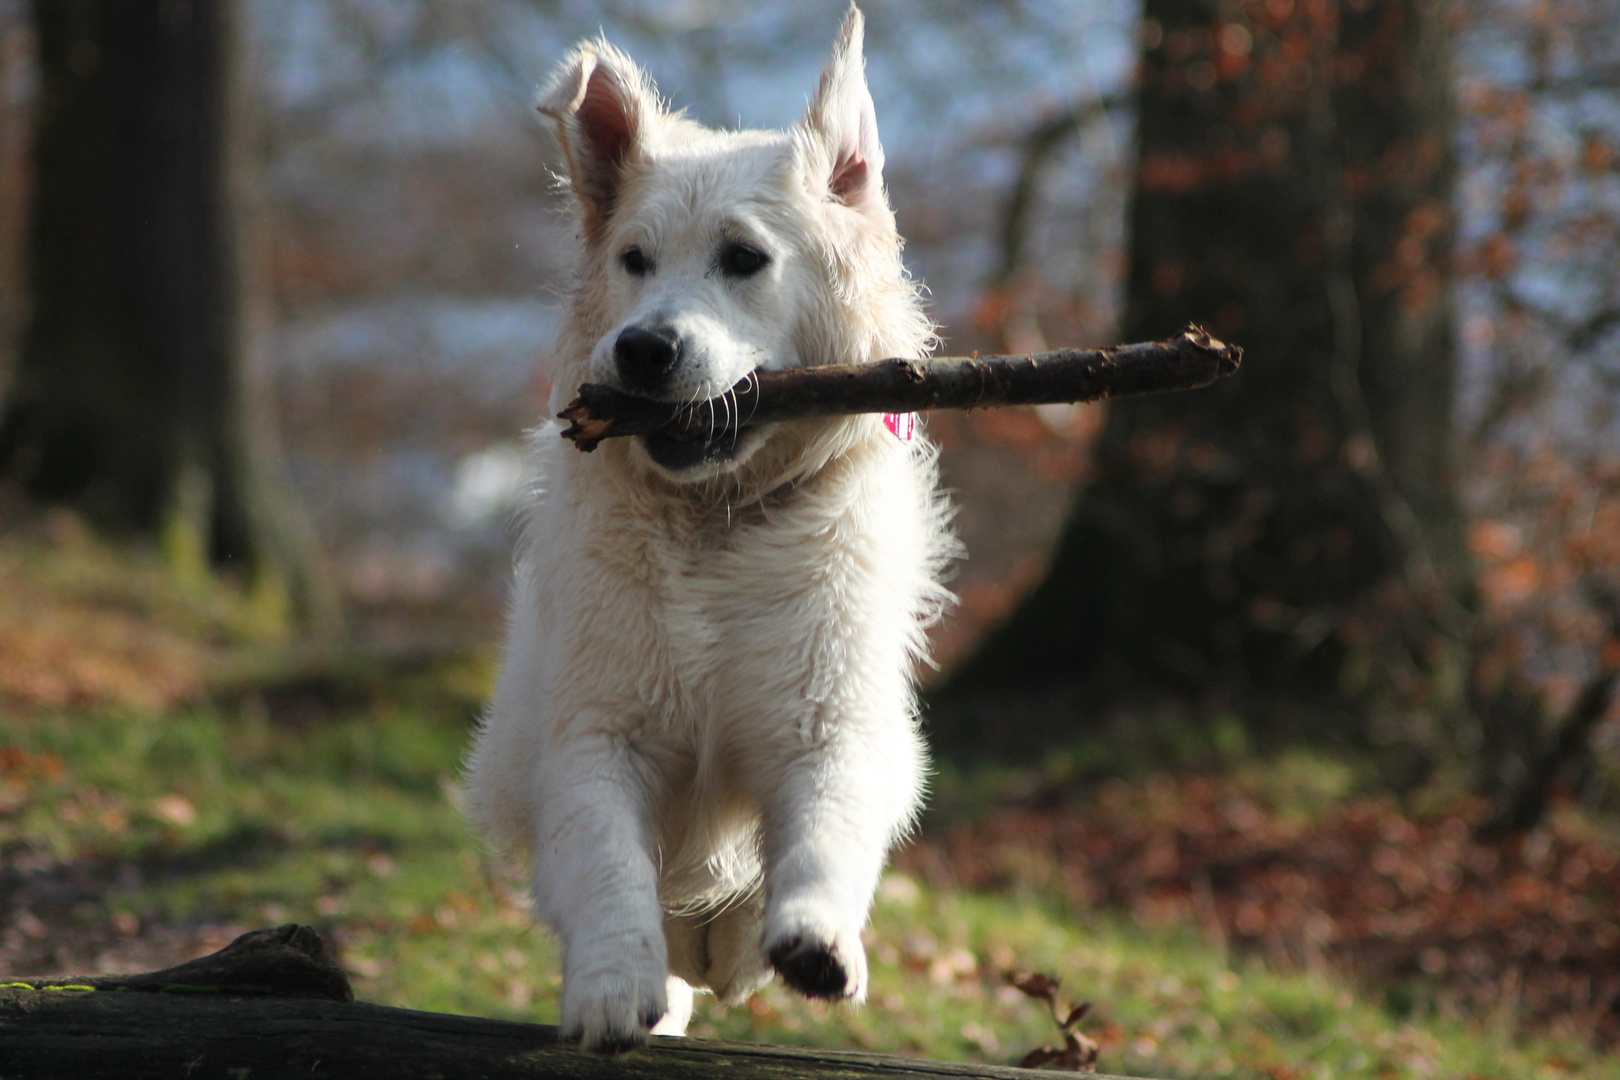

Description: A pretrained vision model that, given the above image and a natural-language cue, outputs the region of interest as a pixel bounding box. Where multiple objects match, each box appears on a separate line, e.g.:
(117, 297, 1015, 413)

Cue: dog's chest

(603, 499, 842, 716)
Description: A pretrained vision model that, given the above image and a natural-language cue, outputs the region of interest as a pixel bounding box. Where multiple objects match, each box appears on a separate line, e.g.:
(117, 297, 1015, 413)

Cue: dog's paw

(562, 938, 669, 1053)
(764, 918, 868, 1002)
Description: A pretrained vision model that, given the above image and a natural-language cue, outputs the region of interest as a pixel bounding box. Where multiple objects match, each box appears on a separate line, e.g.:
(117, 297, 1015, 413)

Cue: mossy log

(0, 925, 1136, 1079)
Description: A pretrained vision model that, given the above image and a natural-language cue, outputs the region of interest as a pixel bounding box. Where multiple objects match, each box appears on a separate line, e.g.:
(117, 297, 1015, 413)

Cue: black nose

(614, 324, 682, 388)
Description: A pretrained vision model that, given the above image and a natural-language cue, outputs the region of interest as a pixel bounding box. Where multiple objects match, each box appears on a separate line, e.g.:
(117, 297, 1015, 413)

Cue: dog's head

(539, 6, 931, 483)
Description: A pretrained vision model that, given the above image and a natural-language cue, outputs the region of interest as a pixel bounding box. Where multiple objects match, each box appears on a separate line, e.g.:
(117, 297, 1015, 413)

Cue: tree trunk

(940, 0, 1469, 753)
(0, 0, 336, 633)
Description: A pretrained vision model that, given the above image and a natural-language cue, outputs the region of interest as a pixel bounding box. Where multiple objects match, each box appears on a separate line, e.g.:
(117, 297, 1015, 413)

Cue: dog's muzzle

(612, 323, 763, 472)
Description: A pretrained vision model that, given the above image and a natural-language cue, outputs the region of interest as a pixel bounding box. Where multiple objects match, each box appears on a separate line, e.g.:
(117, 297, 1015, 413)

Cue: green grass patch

(3, 697, 1615, 1080)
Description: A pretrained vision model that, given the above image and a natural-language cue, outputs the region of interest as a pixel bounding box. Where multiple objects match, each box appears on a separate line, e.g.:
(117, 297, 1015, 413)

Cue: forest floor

(2, 517, 1618, 1080)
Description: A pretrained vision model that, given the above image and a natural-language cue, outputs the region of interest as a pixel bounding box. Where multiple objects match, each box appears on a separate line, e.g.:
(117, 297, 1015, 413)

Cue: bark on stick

(558, 326, 1242, 451)
(0, 925, 1144, 1079)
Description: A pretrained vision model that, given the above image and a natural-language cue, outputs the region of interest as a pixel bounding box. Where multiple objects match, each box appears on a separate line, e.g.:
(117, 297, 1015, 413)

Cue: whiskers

(736, 368, 763, 445)
(678, 370, 757, 451)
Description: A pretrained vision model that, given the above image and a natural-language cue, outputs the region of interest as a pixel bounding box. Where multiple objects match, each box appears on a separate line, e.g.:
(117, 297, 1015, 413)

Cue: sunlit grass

(4, 697, 1617, 1080)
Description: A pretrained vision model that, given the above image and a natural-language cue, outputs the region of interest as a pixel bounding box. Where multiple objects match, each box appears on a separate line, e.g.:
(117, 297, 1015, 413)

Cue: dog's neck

(580, 414, 889, 526)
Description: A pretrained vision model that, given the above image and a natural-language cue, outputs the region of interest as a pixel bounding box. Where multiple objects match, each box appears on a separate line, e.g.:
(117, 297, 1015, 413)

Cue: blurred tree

(0, 0, 336, 633)
(1453, 0, 1620, 832)
(943, 0, 1471, 755)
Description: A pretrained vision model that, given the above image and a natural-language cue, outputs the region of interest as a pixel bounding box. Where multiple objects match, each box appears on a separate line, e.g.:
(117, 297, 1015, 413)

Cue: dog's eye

(621, 247, 651, 277)
(719, 243, 768, 278)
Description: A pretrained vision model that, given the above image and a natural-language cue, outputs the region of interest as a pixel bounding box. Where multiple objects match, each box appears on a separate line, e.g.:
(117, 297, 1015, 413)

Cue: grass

(2, 521, 1614, 1078)
(5, 689, 1617, 1080)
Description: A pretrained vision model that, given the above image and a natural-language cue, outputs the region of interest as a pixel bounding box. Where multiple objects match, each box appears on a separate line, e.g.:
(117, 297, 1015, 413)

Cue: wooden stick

(558, 326, 1241, 451)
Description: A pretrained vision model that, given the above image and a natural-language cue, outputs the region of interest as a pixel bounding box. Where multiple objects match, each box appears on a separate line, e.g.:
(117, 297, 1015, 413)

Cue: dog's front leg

(532, 729, 668, 1052)
(756, 713, 924, 1003)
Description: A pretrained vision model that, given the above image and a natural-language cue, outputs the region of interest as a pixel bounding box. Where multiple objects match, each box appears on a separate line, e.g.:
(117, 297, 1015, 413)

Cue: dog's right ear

(537, 42, 657, 239)
(802, 5, 886, 219)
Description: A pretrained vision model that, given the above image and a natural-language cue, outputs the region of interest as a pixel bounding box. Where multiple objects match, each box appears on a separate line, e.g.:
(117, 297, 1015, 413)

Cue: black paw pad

(769, 935, 850, 999)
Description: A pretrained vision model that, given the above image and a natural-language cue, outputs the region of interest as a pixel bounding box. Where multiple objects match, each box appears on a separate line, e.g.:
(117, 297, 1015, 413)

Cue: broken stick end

(557, 400, 612, 452)
(1178, 324, 1243, 377)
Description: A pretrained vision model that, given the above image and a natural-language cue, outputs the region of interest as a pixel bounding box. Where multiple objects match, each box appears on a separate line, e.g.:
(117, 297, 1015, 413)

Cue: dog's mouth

(639, 425, 761, 472)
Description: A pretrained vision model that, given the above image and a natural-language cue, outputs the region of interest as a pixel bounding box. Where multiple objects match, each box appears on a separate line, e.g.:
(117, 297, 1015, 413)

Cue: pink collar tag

(882, 412, 915, 443)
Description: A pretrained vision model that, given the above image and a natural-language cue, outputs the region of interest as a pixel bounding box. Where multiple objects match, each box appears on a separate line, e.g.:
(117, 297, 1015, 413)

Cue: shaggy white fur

(464, 5, 956, 1053)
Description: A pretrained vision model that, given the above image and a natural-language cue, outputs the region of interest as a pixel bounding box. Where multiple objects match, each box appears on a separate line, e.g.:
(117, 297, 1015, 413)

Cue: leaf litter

(902, 770, 1620, 1046)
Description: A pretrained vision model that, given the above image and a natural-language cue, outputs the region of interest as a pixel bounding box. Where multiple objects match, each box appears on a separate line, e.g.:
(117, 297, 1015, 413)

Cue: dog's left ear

(803, 5, 886, 217)
(537, 40, 658, 239)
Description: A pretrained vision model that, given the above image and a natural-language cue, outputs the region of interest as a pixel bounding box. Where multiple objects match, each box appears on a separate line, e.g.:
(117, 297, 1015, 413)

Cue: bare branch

(1482, 589, 1620, 838)
(992, 97, 1124, 287)
(1500, 287, 1620, 353)
(1527, 66, 1620, 96)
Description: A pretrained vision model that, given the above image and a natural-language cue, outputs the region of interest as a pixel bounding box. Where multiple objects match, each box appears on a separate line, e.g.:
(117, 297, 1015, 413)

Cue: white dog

(465, 5, 954, 1052)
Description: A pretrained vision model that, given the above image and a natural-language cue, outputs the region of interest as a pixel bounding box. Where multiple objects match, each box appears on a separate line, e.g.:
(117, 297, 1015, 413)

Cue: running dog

(465, 5, 954, 1052)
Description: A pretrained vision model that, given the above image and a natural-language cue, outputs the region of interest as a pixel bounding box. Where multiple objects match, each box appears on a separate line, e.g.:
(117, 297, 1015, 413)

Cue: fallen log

(1, 925, 1136, 1079)
(559, 325, 1241, 451)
